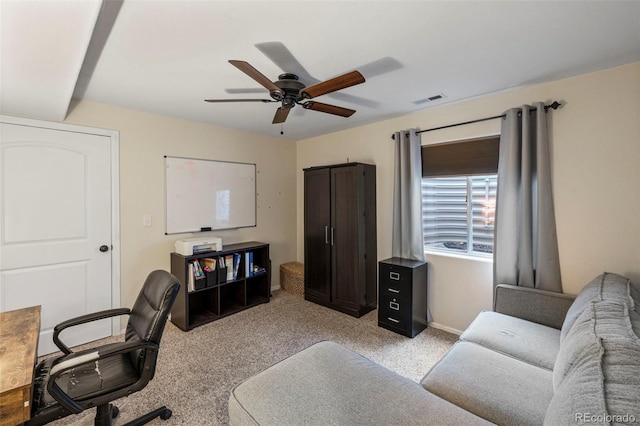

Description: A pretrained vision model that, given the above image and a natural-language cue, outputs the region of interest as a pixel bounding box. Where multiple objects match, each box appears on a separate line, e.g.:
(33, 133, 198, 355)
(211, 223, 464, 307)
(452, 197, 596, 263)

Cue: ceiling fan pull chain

(280, 123, 284, 135)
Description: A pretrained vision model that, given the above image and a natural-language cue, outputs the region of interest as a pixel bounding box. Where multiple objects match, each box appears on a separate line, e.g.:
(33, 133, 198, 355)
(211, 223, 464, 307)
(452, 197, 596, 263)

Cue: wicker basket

(280, 262, 304, 297)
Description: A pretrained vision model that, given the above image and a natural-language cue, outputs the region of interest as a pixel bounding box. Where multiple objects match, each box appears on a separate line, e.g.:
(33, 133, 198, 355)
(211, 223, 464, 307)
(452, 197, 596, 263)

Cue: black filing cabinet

(378, 257, 428, 338)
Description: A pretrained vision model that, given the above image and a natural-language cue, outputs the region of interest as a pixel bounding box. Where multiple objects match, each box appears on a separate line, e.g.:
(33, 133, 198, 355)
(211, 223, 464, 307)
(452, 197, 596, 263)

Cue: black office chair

(27, 270, 180, 426)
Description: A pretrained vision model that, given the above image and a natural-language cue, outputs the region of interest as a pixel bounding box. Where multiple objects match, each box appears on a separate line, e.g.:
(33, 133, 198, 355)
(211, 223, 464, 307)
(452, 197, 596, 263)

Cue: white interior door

(0, 120, 115, 355)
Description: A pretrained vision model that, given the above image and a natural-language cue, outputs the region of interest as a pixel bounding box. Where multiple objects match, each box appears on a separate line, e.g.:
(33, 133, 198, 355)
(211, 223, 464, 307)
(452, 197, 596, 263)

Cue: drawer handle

(387, 317, 400, 323)
(388, 288, 400, 294)
(389, 301, 400, 310)
(390, 272, 400, 280)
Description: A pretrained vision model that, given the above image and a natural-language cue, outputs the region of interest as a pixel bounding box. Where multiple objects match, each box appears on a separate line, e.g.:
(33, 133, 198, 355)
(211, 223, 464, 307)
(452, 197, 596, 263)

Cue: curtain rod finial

(548, 101, 561, 110)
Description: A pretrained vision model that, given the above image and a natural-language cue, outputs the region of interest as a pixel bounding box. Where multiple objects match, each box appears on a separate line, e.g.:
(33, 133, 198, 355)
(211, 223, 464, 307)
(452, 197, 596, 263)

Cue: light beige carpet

(49, 290, 457, 425)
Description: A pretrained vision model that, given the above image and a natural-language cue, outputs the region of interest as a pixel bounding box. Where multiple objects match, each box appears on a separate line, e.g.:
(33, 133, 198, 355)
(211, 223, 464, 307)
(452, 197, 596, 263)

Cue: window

(421, 136, 499, 256)
(422, 175, 497, 254)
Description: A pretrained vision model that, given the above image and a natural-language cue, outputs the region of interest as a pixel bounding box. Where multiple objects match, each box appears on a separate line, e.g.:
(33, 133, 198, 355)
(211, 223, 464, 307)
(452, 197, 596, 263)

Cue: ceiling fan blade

(356, 56, 403, 79)
(303, 101, 356, 118)
(224, 88, 267, 94)
(301, 71, 365, 99)
(229, 60, 283, 98)
(272, 107, 291, 124)
(204, 98, 274, 103)
(255, 42, 318, 84)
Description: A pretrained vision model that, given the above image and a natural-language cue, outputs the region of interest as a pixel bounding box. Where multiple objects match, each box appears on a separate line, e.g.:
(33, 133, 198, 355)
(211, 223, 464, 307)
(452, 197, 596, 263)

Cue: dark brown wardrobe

(303, 162, 377, 317)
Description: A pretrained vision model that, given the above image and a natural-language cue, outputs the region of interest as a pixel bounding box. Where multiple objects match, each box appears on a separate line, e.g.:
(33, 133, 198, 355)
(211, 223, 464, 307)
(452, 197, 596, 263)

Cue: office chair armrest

(47, 340, 159, 414)
(53, 307, 131, 354)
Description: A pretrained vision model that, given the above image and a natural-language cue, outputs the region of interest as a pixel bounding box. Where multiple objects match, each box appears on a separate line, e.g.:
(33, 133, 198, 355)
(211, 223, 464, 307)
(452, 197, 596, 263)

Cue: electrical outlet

(143, 214, 152, 227)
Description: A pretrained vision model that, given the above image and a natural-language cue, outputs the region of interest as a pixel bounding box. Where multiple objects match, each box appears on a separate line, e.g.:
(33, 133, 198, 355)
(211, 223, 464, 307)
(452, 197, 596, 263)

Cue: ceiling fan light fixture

(270, 90, 285, 101)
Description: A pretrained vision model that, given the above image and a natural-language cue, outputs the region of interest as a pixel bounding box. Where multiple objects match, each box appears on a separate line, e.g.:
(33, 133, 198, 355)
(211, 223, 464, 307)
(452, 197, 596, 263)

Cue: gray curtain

(493, 103, 562, 293)
(392, 129, 425, 261)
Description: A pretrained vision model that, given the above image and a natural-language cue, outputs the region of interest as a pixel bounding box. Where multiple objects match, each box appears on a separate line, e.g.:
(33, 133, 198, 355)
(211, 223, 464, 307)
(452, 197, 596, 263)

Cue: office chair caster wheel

(160, 409, 172, 420)
(111, 405, 119, 418)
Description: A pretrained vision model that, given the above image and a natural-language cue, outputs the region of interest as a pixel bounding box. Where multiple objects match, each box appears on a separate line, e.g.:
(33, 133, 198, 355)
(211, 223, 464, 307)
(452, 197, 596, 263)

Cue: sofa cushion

(554, 301, 640, 388)
(544, 330, 607, 425)
(546, 301, 640, 425)
(421, 341, 553, 426)
(560, 272, 637, 343)
(229, 341, 492, 426)
(460, 311, 560, 370)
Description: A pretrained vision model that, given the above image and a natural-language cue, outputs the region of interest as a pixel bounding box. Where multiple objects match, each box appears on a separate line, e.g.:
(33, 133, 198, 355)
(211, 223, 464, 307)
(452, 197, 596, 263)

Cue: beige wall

(296, 62, 640, 333)
(60, 62, 640, 334)
(65, 101, 297, 312)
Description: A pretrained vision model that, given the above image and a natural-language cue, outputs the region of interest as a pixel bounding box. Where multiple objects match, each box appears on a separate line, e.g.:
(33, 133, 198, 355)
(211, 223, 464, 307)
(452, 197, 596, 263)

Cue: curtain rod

(391, 101, 561, 140)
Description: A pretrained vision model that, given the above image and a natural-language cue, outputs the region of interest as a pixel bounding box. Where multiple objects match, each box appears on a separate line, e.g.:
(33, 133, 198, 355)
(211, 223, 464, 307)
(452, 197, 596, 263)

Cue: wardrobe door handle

(325, 226, 329, 244)
(331, 227, 334, 246)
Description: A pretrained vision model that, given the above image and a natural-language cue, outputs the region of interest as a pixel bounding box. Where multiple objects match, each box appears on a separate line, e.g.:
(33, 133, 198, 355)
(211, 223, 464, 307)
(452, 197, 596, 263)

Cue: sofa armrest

(494, 284, 575, 329)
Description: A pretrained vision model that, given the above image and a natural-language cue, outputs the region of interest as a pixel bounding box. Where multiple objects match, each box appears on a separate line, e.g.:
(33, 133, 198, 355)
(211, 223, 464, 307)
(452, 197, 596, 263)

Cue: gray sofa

(229, 272, 640, 425)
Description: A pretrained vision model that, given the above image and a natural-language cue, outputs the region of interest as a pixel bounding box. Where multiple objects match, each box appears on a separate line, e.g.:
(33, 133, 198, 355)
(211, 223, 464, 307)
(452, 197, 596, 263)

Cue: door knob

(99, 245, 110, 252)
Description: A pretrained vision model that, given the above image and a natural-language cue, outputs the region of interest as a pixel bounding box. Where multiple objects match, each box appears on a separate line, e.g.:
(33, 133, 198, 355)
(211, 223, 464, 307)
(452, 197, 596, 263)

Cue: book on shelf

(190, 260, 206, 291)
(233, 253, 241, 280)
(217, 256, 228, 284)
(201, 258, 217, 287)
(244, 251, 253, 277)
(192, 259, 205, 278)
(225, 255, 234, 281)
(202, 258, 217, 271)
(188, 263, 195, 292)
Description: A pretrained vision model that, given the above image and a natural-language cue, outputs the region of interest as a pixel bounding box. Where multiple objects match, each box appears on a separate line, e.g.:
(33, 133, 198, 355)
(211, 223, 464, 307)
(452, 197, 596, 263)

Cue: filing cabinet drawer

(379, 262, 413, 284)
(378, 294, 411, 331)
(379, 263, 412, 297)
(379, 281, 411, 300)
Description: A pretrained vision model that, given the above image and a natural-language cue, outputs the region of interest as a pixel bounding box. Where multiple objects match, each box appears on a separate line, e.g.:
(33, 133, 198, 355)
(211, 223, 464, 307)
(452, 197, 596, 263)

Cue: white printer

(175, 237, 223, 256)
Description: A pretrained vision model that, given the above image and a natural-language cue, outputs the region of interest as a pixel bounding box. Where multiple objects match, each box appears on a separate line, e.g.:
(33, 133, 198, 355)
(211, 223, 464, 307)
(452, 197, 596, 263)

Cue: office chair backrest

(124, 270, 180, 373)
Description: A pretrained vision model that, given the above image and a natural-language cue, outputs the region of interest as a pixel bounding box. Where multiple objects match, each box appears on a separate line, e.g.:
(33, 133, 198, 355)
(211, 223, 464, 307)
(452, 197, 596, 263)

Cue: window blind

(421, 176, 497, 253)
(422, 136, 500, 177)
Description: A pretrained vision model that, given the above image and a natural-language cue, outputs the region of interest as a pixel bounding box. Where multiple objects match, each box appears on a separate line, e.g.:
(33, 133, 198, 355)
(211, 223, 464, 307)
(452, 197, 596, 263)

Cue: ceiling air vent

(413, 93, 447, 105)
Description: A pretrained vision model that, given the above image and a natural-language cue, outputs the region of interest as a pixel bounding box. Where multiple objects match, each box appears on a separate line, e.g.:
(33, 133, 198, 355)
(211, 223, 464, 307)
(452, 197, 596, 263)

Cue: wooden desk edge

(0, 305, 41, 426)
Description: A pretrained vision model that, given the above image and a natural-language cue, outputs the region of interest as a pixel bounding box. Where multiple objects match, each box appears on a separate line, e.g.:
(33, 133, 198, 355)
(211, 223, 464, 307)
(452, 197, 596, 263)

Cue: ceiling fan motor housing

(271, 73, 306, 106)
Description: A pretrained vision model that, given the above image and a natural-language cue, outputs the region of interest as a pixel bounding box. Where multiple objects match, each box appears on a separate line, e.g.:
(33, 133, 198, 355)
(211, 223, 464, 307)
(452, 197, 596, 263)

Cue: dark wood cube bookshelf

(170, 241, 270, 331)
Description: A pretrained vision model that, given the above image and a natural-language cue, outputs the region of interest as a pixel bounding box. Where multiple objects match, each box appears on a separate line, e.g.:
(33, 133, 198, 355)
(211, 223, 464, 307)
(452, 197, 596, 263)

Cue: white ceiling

(2, 1, 640, 140)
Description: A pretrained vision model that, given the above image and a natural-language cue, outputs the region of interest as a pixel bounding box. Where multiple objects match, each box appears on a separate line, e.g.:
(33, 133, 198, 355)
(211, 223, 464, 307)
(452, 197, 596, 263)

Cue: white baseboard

(428, 321, 463, 336)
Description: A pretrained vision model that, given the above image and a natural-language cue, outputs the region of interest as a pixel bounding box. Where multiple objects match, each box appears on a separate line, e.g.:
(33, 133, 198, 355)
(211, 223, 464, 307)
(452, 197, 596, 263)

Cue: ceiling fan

(205, 60, 366, 124)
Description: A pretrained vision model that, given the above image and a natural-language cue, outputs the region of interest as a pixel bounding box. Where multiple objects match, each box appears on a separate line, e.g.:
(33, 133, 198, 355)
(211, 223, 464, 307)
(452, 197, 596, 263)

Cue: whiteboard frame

(164, 156, 257, 234)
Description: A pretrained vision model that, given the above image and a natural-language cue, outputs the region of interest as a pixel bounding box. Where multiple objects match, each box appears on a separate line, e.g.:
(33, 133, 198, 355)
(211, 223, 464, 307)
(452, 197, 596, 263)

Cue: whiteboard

(165, 156, 256, 234)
